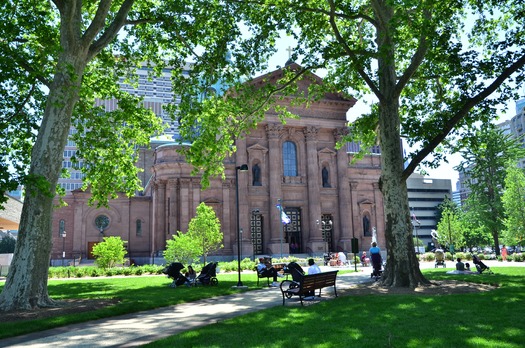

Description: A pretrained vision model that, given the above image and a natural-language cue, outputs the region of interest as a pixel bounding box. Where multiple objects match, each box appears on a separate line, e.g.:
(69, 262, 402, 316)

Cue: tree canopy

(456, 126, 525, 255)
(0, 0, 266, 311)
(502, 162, 525, 247)
(2, 0, 525, 310)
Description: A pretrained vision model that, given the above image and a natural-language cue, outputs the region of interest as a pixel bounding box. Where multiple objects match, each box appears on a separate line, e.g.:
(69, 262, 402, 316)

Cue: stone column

(266, 123, 283, 249)
(179, 179, 191, 231)
(235, 137, 252, 256)
(221, 180, 233, 254)
(335, 128, 353, 251)
(191, 178, 200, 216)
(305, 126, 324, 253)
(349, 181, 359, 251)
(152, 180, 166, 256)
(167, 179, 178, 237)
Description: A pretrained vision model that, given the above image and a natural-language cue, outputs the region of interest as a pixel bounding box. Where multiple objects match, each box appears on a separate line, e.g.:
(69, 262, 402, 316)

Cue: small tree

(92, 236, 127, 269)
(188, 202, 224, 264)
(502, 162, 525, 248)
(437, 205, 464, 254)
(0, 235, 16, 254)
(163, 231, 200, 265)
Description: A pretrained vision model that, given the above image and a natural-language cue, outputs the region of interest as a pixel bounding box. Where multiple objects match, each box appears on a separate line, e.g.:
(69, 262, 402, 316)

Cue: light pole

(61, 231, 66, 266)
(235, 164, 248, 287)
(277, 199, 283, 259)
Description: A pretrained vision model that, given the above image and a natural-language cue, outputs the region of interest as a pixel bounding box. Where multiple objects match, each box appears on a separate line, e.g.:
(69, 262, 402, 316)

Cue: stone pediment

(249, 62, 356, 108)
(318, 147, 336, 156)
(247, 144, 269, 154)
(358, 199, 375, 206)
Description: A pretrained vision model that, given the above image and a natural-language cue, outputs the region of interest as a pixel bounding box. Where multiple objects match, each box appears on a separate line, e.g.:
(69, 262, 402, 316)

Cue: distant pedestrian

(501, 245, 508, 261)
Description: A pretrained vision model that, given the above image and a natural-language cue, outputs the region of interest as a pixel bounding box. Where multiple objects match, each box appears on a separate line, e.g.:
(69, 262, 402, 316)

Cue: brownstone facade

(51, 65, 385, 264)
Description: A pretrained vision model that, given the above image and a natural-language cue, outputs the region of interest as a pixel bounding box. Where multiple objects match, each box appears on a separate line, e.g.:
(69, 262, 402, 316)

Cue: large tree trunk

(373, 0, 430, 288)
(378, 101, 430, 288)
(0, 56, 85, 311)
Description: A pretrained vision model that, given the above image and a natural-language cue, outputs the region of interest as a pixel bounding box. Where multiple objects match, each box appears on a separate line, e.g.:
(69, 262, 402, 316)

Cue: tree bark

(372, 0, 430, 288)
(0, 54, 86, 311)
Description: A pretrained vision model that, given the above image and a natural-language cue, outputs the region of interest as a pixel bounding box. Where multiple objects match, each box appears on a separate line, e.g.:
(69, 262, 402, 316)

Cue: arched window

(59, 219, 65, 237)
(282, 141, 298, 176)
(136, 219, 142, 237)
(322, 166, 330, 187)
(252, 163, 262, 186)
(363, 215, 372, 236)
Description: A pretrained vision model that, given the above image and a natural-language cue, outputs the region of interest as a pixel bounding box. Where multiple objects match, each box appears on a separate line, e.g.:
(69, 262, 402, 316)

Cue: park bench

(279, 270, 338, 306)
(257, 263, 285, 286)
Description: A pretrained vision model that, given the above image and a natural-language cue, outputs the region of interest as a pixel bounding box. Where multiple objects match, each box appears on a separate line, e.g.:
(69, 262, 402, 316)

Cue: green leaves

(92, 236, 127, 269)
(164, 203, 223, 264)
(502, 163, 525, 246)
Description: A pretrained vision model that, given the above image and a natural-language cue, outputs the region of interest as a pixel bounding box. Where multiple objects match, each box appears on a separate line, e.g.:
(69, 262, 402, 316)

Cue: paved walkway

(0, 260, 520, 347)
(0, 267, 374, 348)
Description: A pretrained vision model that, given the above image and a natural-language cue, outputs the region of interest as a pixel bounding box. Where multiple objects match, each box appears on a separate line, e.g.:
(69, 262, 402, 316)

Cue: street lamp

(61, 231, 66, 266)
(235, 164, 248, 287)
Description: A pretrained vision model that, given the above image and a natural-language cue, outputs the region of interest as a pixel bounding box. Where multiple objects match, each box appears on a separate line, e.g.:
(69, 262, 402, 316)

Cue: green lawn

(143, 267, 525, 348)
(1, 268, 524, 347)
(0, 271, 268, 339)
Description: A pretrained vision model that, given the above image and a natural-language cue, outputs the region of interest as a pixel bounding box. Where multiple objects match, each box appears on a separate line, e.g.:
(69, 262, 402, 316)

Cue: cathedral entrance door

(284, 207, 302, 254)
(250, 213, 263, 257)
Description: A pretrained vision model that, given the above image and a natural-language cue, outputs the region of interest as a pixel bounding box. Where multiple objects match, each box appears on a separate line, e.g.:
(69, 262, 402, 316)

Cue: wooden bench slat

(280, 270, 338, 306)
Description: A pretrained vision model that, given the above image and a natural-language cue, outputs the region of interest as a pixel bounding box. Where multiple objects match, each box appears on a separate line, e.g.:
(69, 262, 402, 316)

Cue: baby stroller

(196, 262, 219, 286)
(370, 252, 383, 281)
(162, 262, 188, 288)
(472, 255, 494, 274)
(323, 253, 331, 266)
(434, 249, 446, 268)
(281, 262, 305, 299)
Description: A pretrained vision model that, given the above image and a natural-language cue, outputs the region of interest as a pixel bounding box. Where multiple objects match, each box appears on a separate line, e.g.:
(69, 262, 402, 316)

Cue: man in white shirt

(305, 258, 321, 300)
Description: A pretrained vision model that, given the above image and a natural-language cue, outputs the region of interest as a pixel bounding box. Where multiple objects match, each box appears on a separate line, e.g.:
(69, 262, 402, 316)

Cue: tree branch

(327, 0, 382, 101)
(395, 8, 431, 97)
(83, 0, 114, 44)
(88, 0, 136, 60)
(402, 52, 525, 180)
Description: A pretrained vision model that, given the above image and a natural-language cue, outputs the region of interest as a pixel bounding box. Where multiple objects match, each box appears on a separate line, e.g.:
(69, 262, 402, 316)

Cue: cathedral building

(51, 64, 385, 265)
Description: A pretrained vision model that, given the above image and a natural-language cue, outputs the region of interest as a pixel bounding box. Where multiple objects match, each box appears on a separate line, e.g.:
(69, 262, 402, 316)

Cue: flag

(276, 204, 291, 224)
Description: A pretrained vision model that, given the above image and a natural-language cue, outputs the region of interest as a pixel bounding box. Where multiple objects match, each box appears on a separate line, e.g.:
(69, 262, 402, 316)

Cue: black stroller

(472, 255, 494, 274)
(162, 262, 188, 288)
(281, 262, 305, 299)
(196, 262, 219, 286)
(370, 252, 383, 280)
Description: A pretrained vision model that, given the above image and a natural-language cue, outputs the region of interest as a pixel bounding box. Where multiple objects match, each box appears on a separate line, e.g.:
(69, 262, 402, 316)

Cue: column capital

(304, 126, 319, 142)
(266, 123, 283, 139)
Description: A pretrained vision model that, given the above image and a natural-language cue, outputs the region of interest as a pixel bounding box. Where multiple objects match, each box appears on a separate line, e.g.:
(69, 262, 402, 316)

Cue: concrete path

(0, 268, 373, 348)
(0, 260, 520, 347)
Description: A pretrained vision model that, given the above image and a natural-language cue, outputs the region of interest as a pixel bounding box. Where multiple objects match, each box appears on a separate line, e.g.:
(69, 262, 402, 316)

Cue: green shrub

(89, 268, 101, 277)
(513, 253, 524, 262)
(103, 268, 118, 277)
(92, 236, 127, 269)
(421, 252, 435, 262)
(455, 252, 467, 260)
(131, 266, 144, 275)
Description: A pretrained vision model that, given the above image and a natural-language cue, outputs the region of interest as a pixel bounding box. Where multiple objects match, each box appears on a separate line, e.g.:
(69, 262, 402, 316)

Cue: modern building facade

(509, 98, 525, 169)
(407, 173, 452, 250)
(50, 64, 386, 265)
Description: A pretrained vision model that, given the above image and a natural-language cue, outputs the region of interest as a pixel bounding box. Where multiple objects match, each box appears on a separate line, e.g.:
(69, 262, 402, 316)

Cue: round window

(95, 215, 110, 231)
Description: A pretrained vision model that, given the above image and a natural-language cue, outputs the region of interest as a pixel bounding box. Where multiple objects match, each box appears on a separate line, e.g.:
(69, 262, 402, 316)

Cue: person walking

(501, 245, 508, 261)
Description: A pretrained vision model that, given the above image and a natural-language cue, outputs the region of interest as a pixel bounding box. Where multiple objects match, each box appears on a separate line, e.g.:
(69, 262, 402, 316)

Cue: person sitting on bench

(257, 258, 283, 287)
